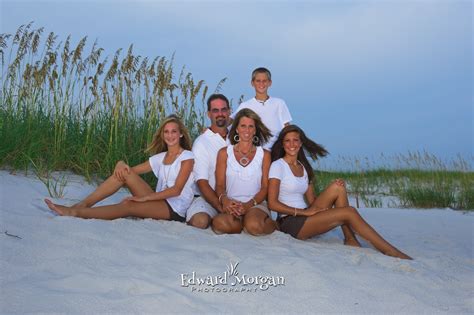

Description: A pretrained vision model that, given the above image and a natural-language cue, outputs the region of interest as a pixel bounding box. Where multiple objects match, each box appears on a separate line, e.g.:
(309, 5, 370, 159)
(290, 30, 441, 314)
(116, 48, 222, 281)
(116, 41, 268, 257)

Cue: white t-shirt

(149, 150, 195, 217)
(231, 97, 292, 150)
(192, 129, 228, 191)
(225, 145, 264, 202)
(269, 158, 309, 217)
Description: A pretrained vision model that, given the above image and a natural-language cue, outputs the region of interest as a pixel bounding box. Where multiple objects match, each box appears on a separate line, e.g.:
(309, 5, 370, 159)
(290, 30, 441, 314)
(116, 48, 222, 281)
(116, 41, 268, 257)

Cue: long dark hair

(271, 125, 328, 182)
(229, 108, 272, 146)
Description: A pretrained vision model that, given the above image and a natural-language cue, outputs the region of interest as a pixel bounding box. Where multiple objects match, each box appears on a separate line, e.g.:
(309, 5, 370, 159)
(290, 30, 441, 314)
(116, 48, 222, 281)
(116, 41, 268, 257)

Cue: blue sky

(1, 0, 472, 167)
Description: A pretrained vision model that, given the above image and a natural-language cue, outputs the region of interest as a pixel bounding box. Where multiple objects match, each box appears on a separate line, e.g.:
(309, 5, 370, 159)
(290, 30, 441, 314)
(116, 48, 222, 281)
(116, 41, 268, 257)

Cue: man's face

(208, 99, 230, 128)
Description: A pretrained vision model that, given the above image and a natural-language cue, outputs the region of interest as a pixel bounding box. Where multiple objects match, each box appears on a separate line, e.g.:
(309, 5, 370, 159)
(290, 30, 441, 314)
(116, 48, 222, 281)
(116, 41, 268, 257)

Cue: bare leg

(46, 199, 171, 220)
(73, 167, 153, 208)
(211, 213, 243, 234)
(243, 208, 276, 236)
(187, 213, 212, 229)
(312, 181, 361, 247)
(297, 206, 412, 259)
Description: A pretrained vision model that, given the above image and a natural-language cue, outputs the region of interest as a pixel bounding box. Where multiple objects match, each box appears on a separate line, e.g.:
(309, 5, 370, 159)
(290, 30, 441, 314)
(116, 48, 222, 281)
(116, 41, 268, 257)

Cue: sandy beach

(1, 170, 473, 314)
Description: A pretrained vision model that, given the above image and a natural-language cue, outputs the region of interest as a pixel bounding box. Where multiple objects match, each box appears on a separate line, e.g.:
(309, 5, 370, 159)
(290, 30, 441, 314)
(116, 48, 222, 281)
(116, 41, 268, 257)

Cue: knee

(343, 206, 359, 220)
(330, 180, 347, 194)
(243, 219, 265, 236)
(188, 213, 211, 229)
(211, 215, 242, 234)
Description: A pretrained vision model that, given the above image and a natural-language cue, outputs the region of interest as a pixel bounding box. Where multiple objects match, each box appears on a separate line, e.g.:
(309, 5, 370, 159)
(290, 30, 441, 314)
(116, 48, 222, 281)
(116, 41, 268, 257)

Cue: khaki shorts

(250, 201, 271, 217)
(186, 196, 219, 222)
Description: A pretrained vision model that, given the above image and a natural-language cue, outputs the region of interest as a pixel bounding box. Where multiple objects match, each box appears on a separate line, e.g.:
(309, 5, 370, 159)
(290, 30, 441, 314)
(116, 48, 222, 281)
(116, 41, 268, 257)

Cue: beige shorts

(186, 196, 219, 222)
(249, 201, 271, 217)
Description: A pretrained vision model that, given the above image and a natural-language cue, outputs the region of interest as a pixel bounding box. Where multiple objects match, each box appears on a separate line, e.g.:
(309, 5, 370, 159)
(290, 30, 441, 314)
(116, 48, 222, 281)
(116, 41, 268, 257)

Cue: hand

(239, 200, 254, 216)
(222, 196, 242, 217)
(114, 161, 130, 182)
(333, 178, 345, 187)
(121, 195, 149, 203)
(303, 206, 330, 216)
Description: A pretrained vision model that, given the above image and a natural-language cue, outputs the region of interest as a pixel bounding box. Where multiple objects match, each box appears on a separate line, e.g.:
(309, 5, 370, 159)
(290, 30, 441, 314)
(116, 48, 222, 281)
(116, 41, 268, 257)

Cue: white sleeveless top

(225, 145, 263, 202)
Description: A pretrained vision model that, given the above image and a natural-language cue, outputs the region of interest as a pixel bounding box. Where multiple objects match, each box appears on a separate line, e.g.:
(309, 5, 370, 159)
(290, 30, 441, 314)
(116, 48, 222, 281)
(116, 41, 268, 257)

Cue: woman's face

(282, 131, 302, 157)
(236, 116, 256, 142)
(163, 122, 182, 147)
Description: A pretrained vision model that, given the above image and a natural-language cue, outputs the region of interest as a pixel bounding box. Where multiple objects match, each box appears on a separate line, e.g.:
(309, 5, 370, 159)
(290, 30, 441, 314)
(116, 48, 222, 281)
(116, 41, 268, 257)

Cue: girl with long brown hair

(268, 125, 411, 259)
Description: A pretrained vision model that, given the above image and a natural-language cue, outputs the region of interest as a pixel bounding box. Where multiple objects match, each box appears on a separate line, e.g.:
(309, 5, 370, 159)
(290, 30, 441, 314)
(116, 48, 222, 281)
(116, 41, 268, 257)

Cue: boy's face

(251, 73, 272, 95)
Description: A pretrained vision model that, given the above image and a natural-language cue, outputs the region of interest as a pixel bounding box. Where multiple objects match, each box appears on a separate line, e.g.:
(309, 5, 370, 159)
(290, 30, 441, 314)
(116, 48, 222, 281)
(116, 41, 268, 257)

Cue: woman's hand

(222, 196, 242, 217)
(333, 178, 345, 187)
(239, 200, 255, 216)
(114, 161, 130, 182)
(303, 206, 330, 216)
(121, 195, 150, 203)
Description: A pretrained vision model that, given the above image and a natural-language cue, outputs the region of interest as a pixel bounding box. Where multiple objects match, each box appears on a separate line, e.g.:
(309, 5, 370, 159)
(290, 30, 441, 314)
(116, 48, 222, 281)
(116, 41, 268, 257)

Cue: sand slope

(1, 171, 473, 314)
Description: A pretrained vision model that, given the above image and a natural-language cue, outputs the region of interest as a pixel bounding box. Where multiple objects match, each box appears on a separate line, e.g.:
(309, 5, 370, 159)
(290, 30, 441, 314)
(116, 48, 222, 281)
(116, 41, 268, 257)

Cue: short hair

(206, 94, 230, 111)
(251, 67, 272, 81)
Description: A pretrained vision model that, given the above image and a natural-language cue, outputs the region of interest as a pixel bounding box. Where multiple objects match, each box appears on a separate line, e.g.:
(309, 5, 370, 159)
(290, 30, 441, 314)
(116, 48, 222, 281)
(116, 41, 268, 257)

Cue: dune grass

(314, 154, 473, 210)
(1, 24, 472, 210)
(0, 23, 221, 185)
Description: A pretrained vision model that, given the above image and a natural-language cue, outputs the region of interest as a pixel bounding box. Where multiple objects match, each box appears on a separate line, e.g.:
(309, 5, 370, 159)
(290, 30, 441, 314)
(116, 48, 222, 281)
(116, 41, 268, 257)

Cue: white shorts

(186, 196, 219, 222)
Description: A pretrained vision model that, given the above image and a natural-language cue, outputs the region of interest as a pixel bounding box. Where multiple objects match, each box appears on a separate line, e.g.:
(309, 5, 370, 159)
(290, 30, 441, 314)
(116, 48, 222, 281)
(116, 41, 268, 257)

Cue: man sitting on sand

(186, 94, 230, 229)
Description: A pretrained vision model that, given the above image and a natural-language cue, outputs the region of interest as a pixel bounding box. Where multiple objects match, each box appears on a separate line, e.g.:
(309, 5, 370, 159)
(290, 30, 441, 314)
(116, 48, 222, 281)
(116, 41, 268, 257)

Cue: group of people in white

(45, 67, 411, 260)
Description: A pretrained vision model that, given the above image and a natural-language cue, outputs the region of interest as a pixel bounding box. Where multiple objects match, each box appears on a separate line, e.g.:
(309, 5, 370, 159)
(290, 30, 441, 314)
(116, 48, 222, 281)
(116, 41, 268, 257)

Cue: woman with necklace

(212, 108, 277, 235)
(45, 115, 194, 222)
(268, 125, 412, 259)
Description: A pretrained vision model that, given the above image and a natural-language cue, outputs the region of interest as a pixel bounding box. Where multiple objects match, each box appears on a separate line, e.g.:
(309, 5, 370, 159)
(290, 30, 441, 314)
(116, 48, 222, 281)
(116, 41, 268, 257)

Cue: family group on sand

(45, 67, 412, 260)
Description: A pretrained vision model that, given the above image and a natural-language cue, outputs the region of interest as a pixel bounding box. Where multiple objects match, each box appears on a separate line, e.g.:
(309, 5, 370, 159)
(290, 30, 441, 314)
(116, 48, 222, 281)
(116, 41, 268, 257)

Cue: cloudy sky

(1, 0, 472, 166)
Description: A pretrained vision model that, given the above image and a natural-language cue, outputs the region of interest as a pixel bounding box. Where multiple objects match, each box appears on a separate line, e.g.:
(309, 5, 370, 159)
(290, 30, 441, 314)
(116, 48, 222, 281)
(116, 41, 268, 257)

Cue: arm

(215, 148, 241, 216)
(240, 150, 271, 214)
(268, 178, 305, 216)
(193, 139, 223, 212)
(268, 179, 326, 217)
(197, 179, 222, 212)
(129, 159, 194, 202)
(304, 182, 316, 205)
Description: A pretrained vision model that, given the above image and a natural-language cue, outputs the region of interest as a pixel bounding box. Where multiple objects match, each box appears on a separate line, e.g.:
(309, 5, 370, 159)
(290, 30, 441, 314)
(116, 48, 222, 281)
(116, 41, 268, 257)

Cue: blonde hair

(146, 114, 192, 155)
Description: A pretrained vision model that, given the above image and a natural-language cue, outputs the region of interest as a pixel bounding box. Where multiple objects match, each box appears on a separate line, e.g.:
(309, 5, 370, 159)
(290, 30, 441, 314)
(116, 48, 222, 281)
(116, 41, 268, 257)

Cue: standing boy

(231, 67, 292, 150)
(186, 94, 230, 229)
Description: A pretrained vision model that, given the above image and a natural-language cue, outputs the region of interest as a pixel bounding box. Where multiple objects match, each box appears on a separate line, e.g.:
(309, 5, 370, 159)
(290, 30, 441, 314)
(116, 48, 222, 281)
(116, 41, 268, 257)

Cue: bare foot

(44, 199, 75, 216)
(344, 237, 362, 247)
(386, 250, 413, 260)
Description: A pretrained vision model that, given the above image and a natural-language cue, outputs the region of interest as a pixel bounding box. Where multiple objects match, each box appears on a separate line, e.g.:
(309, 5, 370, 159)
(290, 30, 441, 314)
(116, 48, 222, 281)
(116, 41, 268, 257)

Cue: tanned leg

(243, 208, 276, 236)
(187, 213, 212, 229)
(46, 199, 171, 220)
(311, 182, 361, 247)
(211, 213, 243, 234)
(72, 169, 153, 208)
(297, 206, 412, 260)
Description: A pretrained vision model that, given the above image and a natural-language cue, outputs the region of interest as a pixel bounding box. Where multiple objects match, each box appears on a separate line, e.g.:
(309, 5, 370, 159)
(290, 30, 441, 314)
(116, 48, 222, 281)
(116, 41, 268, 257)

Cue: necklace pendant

(239, 157, 250, 166)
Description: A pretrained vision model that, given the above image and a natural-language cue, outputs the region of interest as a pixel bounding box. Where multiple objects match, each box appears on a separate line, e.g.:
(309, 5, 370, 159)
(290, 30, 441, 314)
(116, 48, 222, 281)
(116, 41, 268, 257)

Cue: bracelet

(218, 193, 226, 203)
(251, 198, 258, 206)
(294, 208, 297, 216)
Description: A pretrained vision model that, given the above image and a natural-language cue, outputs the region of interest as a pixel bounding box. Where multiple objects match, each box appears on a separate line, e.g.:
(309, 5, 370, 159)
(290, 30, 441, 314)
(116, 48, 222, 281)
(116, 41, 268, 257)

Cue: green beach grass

(1, 24, 472, 209)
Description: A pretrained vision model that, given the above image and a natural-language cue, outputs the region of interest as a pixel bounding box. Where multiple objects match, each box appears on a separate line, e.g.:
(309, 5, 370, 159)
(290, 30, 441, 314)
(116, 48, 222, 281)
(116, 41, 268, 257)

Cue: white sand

(1, 170, 473, 314)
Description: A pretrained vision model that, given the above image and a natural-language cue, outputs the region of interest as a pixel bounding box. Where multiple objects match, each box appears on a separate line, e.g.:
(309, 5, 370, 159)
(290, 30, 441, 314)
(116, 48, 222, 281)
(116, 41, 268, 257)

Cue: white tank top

(226, 145, 263, 202)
